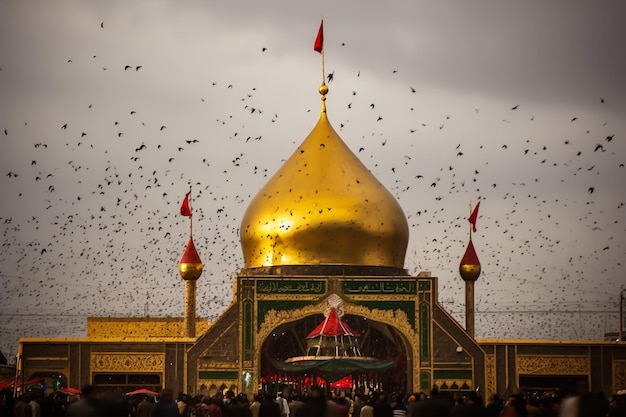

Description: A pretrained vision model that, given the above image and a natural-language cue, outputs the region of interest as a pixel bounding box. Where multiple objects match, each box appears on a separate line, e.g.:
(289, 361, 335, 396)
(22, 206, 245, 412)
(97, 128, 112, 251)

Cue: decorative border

(614, 360, 626, 393)
(516, 355, 589, 375)
(91, 353, 165, 372)
(485, 354, 496, 398)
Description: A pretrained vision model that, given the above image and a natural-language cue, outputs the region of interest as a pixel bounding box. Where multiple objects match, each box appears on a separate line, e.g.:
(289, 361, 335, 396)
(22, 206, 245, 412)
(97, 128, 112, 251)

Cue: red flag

(468, 201, 480, 232)
(314, 20, 324, 53)
(180, 192, 191, 217)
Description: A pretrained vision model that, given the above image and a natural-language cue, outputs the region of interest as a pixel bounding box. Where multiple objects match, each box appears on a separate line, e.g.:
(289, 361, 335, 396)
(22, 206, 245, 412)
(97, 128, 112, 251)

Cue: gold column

(184, 280, 197, 338)
(465, 280, 475, 338)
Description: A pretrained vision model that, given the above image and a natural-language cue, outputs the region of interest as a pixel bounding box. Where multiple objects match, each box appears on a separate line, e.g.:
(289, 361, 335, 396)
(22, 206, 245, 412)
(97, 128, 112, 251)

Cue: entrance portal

(261, 312, 412, 395)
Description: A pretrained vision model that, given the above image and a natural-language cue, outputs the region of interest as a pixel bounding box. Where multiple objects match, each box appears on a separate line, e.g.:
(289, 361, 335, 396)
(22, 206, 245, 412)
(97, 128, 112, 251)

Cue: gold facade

(239, 109, 409, 269)
(516, 355, 589, 375)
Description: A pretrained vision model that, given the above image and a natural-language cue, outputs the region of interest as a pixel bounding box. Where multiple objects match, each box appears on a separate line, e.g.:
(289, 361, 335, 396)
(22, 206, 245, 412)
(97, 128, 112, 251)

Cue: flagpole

(321, 48, 325, 87)
(469, 200, 473, 240)
(189, 185, 193, 239)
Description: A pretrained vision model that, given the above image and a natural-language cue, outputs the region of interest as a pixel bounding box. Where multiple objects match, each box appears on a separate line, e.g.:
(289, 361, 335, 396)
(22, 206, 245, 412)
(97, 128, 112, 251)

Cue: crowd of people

(1, 380, 626, 417)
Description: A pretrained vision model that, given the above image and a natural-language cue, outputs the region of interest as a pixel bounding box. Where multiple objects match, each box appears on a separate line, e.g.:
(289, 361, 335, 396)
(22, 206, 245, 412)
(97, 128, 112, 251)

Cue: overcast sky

(1, 1, 625, 361)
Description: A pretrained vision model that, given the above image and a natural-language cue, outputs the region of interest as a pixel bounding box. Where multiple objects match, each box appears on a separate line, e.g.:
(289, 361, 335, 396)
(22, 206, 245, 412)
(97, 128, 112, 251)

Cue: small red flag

(468, 201, 480, 232)
(314, 20, 324, 53)
(180, 192, 191, 217)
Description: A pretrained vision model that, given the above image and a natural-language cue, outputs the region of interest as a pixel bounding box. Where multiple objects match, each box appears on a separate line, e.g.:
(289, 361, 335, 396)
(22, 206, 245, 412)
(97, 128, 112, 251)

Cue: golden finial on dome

(319, 83, 328, 98)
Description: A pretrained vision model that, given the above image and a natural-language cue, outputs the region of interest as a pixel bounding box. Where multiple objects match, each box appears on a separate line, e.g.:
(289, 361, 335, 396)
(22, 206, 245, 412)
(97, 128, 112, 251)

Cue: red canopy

(125, 388, 160, 396)
(307, 308, 359, 338)
(14, 377, 45, 388)
(60, 387, 82, 395)
(0, 376, 16, 390)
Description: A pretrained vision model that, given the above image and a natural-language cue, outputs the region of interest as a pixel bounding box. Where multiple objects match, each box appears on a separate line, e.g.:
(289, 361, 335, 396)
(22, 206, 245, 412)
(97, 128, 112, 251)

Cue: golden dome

(240, 97, 409, 269)
(180, 237, 203, 280)
(459, 239, 481, 282)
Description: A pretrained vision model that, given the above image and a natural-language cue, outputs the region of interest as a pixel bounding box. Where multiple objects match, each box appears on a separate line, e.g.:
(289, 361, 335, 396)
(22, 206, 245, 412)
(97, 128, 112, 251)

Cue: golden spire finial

(319, 83, 328, 112)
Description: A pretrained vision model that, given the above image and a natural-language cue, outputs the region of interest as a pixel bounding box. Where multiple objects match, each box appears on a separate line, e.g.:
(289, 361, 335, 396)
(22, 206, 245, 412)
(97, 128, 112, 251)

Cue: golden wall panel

(91, 353, 165, 372)
(614, 360, 626, 392)
(87, 317, 209, 339)
(485, 354, 496, 397)
(516, 355, 589, 375)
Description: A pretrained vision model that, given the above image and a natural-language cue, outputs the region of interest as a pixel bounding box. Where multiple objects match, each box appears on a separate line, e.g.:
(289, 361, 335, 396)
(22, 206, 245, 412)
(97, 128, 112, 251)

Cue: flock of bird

(0, 15, 624, 362)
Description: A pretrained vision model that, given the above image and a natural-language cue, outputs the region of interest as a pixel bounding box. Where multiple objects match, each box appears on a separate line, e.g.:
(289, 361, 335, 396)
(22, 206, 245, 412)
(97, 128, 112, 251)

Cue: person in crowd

(559, 379, 605, 417)
(229, 394, 252, 417)
(352, 394, 366, 417)
(372, 392, 392, 417)
(259, 392, 281, 417)
(608, 390, 626, 416)
(0, 390, 16, 417)
(14, 395, 32, 417)
(406, 394, 420, 417)
(153, 388, 180, 417)
(294, 386, 328, 417)
(276, 391, 289, 417)
(507, 394, 527, 417)
(65, 385, 99, 417)
(176, 393, 189, 417)
(135, 395, 154, 417)
(250, 393, 263, 417)
(412, 386, 450, 417)
(485, 394, 503, 417)
(361, 396, 374, 417)
(525, 396, 541, 417)
(391, 395, 407, 417)
(28, 394, 40, 417)
(288, 394, 304, 417)
(333, 396, 349, 417)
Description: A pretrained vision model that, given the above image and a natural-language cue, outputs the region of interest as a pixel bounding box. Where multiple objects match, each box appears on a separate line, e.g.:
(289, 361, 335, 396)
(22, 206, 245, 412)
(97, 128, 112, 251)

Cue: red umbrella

(60, 387, 82, 395)
(0, 377, 16, 390)
(14, 377, 45, 388)
(125, 388, 160, 396)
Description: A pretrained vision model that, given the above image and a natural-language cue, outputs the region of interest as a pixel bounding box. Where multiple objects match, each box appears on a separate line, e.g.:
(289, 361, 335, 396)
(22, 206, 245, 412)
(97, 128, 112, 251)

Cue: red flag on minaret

(468, 201, 480, 233)
(180, 192, 191, 217)
(314, 20, 324, 53)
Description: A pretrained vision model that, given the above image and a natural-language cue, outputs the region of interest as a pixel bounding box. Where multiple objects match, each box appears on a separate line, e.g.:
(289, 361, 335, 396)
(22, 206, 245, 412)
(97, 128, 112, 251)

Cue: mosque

(15, 73, 626, 399)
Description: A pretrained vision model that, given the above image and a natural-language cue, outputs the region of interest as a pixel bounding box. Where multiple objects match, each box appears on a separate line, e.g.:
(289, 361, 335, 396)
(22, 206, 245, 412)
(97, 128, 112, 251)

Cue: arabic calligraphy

(342, 280, 416, 294)
(256, 280, 326, 294)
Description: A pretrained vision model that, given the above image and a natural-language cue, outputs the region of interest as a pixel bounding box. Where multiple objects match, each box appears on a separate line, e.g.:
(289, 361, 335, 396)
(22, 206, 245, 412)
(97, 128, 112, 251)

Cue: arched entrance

(260, 312, 413, 395)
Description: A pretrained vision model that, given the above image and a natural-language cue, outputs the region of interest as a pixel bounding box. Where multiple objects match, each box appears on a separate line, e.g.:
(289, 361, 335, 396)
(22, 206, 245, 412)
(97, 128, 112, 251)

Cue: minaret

(460, 203, 481, 338)
(179, 189, 203, 337)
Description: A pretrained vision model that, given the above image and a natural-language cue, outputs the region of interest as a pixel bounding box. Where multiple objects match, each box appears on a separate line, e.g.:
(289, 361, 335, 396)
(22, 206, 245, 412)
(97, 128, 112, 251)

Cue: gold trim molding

(614, 360, 626, 392)
(198, 379, 239, 393)
(517, 355, 589, 375)
(91, 353, 165, 373)
(485, 354, 496, 397)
